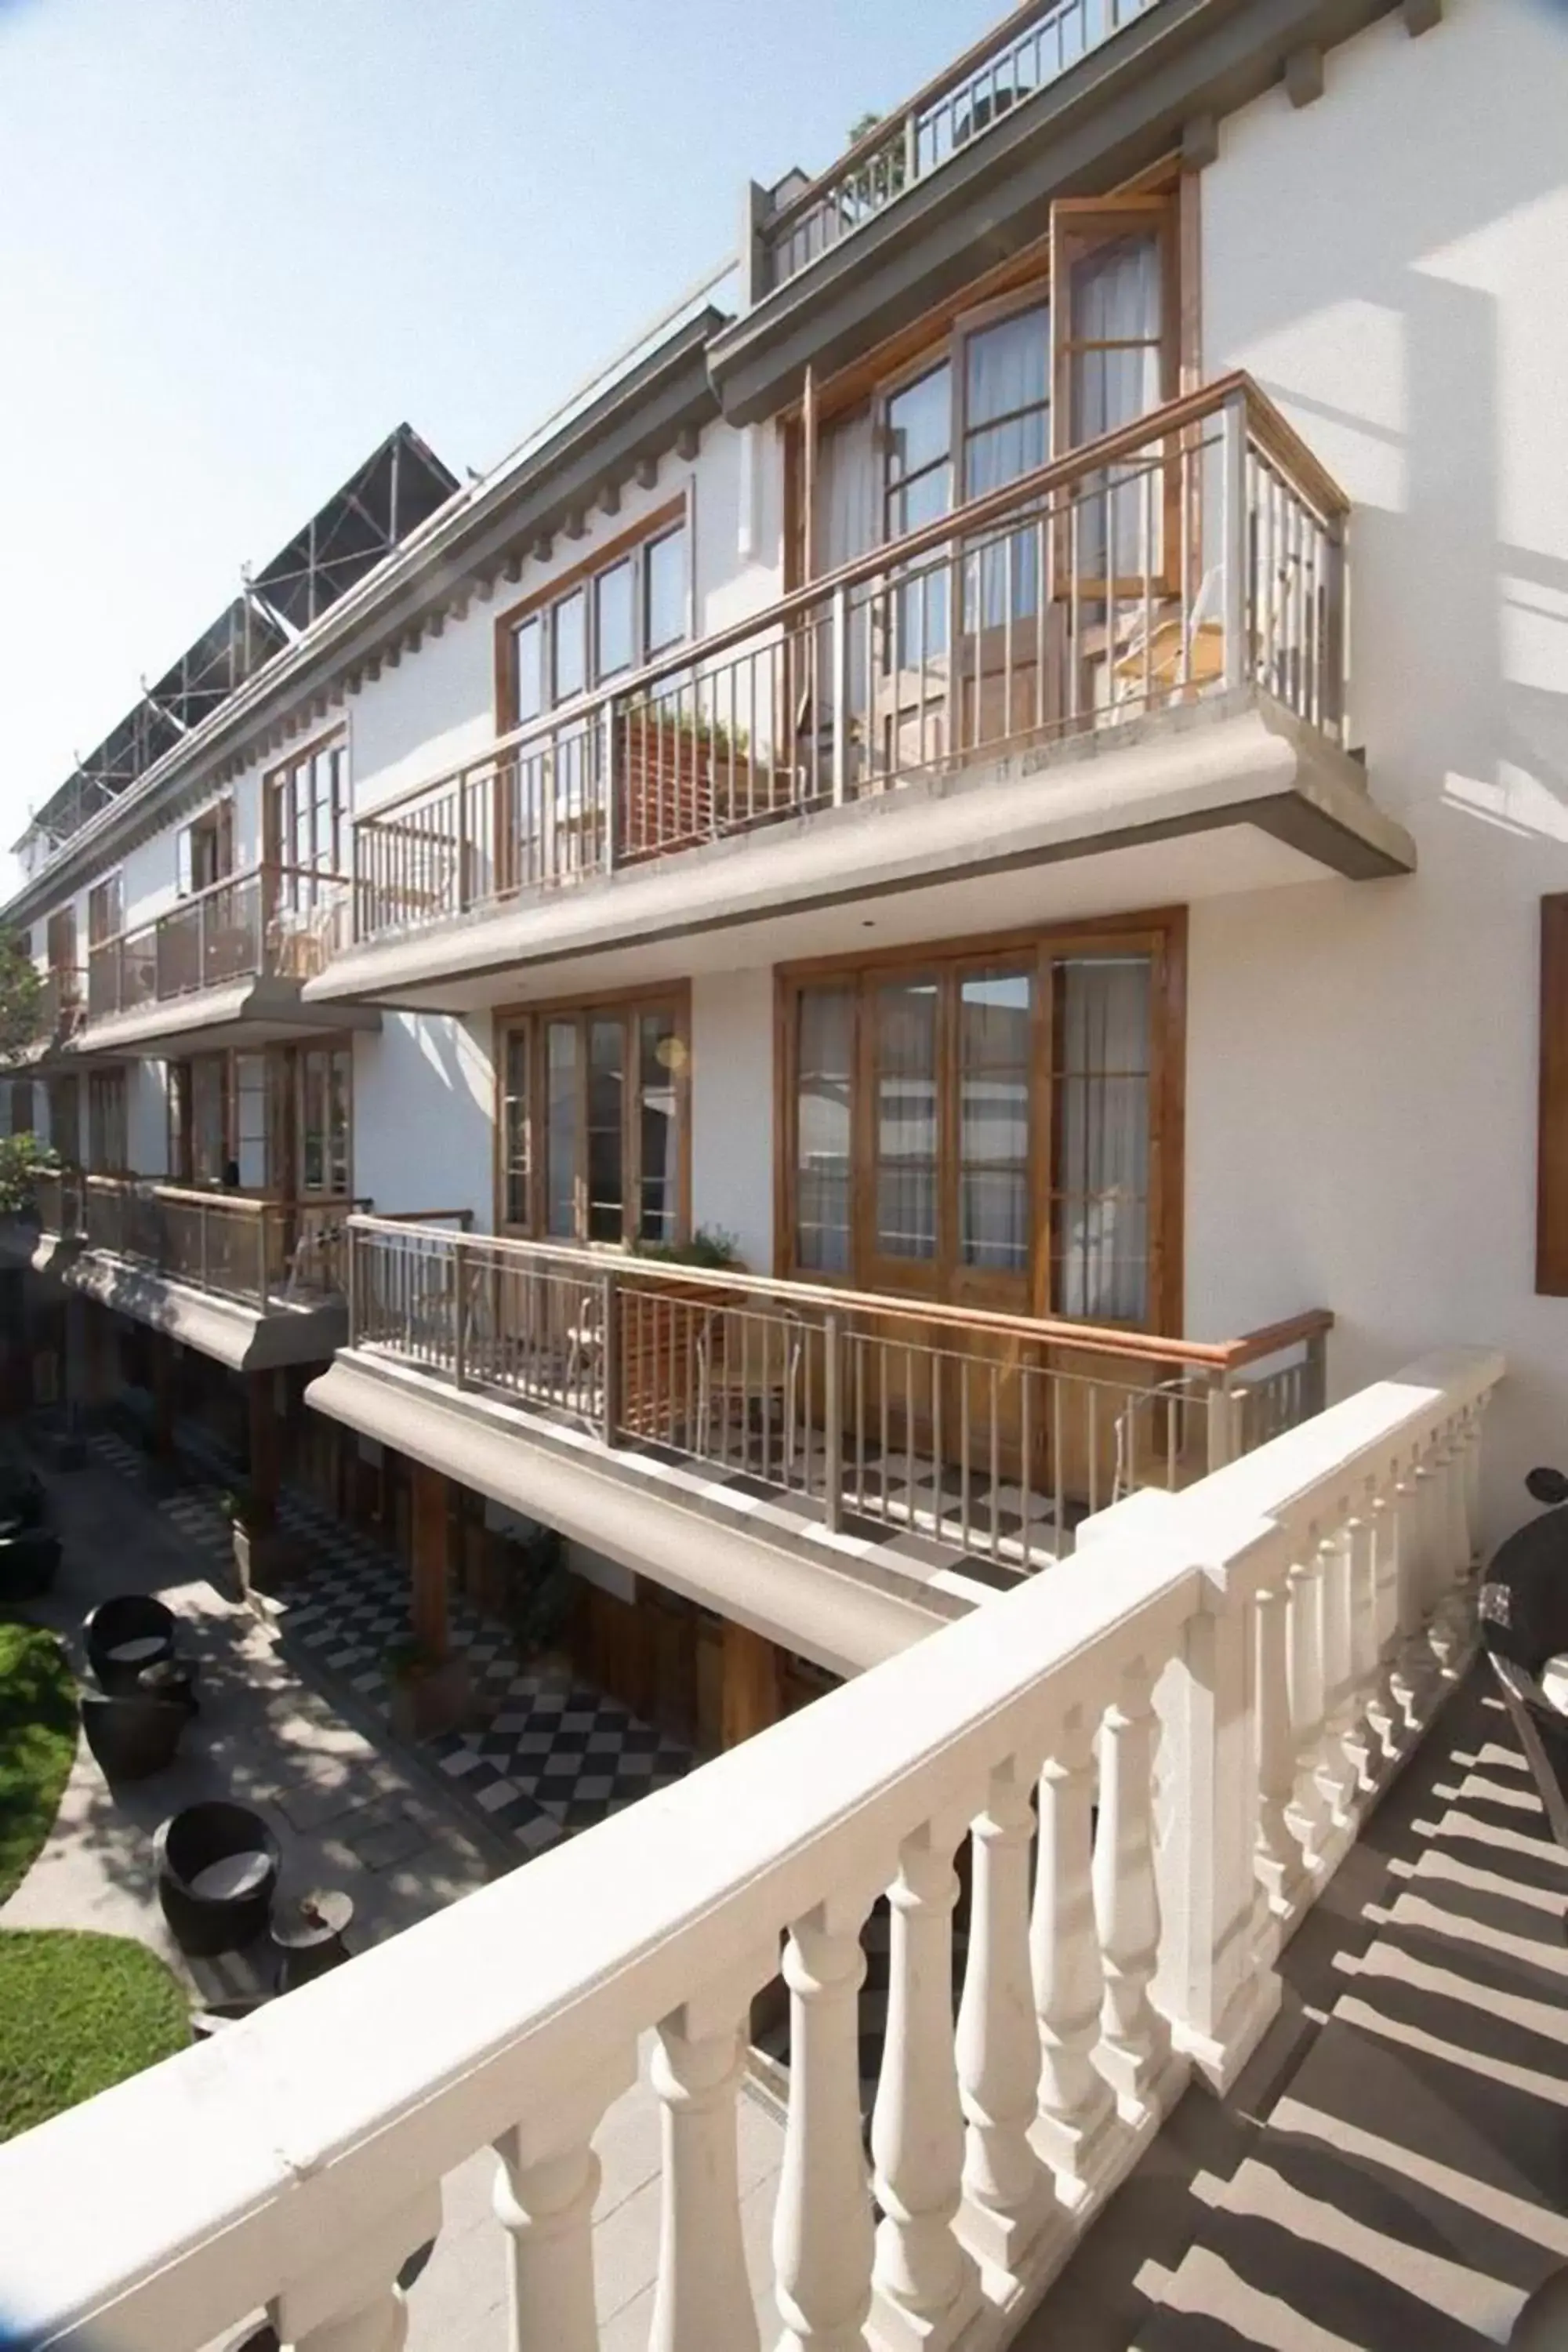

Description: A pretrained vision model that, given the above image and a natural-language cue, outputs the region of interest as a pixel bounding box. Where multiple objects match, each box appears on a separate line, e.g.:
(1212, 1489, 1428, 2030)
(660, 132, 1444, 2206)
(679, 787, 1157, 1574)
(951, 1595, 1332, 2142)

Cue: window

(782, 919, 1181, 1327)
(267, 737, 347, 923)
(499, 506, 690, 728)
(87, 876, 123, 947)
(298, 1045, 351, 1196)
(45, 1076, 80, 1168)
(177, 799, 234, 897)
(45, 906, 76, 978)
(9, 1080, 34, 1140)
(497, 992, 688, 1246)
(87, 1069, 127, 1174)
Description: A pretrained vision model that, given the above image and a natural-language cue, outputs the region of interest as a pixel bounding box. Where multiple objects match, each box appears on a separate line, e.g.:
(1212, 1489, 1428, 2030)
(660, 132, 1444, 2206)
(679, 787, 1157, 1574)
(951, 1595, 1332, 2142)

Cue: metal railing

(351, 373, 1348, 947)
(761, 0, 1162, 290)
(31, 1165, 77, 1240)
(347, 1214, 1331, 1573)
(65, 1174, 379, 1310)
(85, 861, 348, 1025)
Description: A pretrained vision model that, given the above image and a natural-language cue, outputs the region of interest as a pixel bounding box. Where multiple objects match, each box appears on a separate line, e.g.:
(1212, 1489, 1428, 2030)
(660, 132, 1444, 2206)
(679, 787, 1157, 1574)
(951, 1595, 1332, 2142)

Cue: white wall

(1189, 0, 1568, 1530)
(690, 967, 775, 1271)
(351, 1011, 495, 1225)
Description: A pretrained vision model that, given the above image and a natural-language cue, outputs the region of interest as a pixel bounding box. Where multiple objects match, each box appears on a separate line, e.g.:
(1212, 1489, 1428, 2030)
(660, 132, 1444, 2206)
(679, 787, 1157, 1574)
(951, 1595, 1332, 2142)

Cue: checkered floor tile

(89, 1407, 696, 1857)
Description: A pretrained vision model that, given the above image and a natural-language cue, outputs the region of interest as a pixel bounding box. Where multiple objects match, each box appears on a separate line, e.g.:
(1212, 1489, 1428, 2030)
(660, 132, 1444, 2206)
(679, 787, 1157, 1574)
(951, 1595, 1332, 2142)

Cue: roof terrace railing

(85, 862, 348, 1026)
(349, 372, 1348, 950)
(760, 0, 1163, 291)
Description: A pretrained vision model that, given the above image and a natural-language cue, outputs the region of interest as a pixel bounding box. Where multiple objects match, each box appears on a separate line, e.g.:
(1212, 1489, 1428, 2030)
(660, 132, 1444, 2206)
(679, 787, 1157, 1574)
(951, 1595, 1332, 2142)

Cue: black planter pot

(0, 1526, 60, 1603)
(84, 1595, 178, 1694)
(154, 1801, 281, 1958)
(81, 1687, 187, 1782)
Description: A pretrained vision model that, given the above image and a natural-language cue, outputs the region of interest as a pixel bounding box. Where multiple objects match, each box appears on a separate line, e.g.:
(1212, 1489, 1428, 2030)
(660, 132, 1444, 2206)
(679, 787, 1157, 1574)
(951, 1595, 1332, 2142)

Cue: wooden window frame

(87, 874, 123, 949)
(774, 909, 1185, 1334)
(176, 797, 235, 898)
(492, 496, 690, 734)
(87, 1067, 129, 1175)
(492, 981, 692, 1249)
(293, 1040, 354, 1201)
(1538, 894, 1568, 1293)
(263, 728, 349, 886)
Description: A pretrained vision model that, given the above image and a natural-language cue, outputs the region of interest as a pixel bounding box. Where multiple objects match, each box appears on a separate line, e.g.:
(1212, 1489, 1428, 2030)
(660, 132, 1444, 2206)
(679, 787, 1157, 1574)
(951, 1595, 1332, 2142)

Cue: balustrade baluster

(1092, 1661, 1170, 2119)
(1387, 1460, 1429, 1739)
(871, 1817, 978, 2349)
(956, 1755, 1051, 2276)
(773, 1894, 876, 2352)
(272, 2191, 438, 2352)
(651, 1953, 774, 2352)
(1254, 1574, 1300, 1911)
(493, 2055, 633, 2352)
(1032, 1708, 1114, 2201)
(1315, 1523, 1359, 1829)
(1337, 1493, 1381, 1799)
(1284, 1534, 1332, 1874)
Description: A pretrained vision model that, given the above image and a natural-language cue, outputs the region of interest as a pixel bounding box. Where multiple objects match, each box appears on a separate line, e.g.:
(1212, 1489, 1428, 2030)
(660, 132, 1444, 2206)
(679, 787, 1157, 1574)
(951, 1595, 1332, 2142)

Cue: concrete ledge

(63, 1250, 344, 1373)
(307, 1352, 958, 1677)
(311, 691, 1414, 1006)
(74, 976, 380, 1061)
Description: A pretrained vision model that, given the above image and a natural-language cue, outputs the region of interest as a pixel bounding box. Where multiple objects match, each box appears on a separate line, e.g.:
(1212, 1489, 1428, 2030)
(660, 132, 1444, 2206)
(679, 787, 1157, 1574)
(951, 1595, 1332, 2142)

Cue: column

(720, 1619, 782, 1751)
(408, 1459, 452, 1664)
(150, 1327, 176, 1458)
(246, 1370, 280, 1533)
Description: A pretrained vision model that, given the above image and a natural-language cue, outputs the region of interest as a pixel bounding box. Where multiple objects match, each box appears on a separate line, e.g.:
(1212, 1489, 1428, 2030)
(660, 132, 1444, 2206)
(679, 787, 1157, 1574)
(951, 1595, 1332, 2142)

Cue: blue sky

(0, 0, 997, 867)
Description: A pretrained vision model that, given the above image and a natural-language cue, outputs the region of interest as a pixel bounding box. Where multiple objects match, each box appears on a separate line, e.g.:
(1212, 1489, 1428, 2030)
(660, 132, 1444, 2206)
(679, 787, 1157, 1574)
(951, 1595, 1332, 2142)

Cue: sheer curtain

(795, 985, 853, 1273)
(959, 970, 1031, 1272)
(964, 304, 1050, 629)
(1056, 956, 1151, 1321)
(811, 407, 878, 764)
(1068, 231, 1163, 581)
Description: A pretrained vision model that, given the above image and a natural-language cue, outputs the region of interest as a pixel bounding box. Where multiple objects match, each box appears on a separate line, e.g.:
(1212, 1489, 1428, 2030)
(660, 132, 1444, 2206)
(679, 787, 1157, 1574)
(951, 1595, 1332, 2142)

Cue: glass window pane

(553, 590, 587, 702)
(545, 1021, 579, 1239)
(644, 527, 686, 655)
(300, 1054, 325, 1192)
(503, 1025, 531, 1228)
(235, 1054, 267, 1190)
(795, 986, 852, 1275)
(329, 1050, 351, 1195)
(193, 1058, 226, 1185)
(960, 971, 1031, 1272)
(1051, 957, 1152, 1322)
(586, 1017, 625, 1243)
(514, 616, 544, 724)
(885, 363, 951, 485)
(594, 560, 634, 681)
(875, 980, 938, 1261)
(637, 1012, 679, 1244)
(964, 304, 1048, 430)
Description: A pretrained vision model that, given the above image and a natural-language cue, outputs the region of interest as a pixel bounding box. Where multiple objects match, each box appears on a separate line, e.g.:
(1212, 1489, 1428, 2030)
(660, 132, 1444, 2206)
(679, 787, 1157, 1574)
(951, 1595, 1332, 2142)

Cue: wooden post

(151, 1330, 176, 1460)
(246, 1370, 279, 1534)
(410, 1459, 452, 1666)
(720, 1619, 780, 1751)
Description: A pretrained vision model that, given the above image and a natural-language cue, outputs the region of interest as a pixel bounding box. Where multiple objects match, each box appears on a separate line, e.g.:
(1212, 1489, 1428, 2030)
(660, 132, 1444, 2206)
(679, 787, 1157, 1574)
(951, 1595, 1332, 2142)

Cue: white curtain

(1069, 232, 1163, 582)
(1057, 956, 1151, 1321)
(964, 305, 1050, 630)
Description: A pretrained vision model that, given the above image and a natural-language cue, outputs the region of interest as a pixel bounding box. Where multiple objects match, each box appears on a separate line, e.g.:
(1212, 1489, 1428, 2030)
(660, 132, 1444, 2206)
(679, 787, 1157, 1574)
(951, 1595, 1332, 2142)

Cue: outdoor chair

(80, 1686, 187, 1782)
(154, 1800, 281, 1958)
(84, 1593, 180, 1694)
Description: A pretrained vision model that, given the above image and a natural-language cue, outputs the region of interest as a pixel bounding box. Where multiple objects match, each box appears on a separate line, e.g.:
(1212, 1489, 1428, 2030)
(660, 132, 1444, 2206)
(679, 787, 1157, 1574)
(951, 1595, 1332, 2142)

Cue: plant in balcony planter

(503, 1526, 575, 1673)
(615, 701, 757, 856)
(0, 1133, 56, 1219)
(383, 1635, 471, 1743)
(619, 1228, 746, 1445)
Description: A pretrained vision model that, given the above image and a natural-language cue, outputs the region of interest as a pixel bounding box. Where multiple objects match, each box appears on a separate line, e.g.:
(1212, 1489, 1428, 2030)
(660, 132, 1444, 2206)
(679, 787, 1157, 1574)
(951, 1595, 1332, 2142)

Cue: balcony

(8, 964, 87, 1067)
(307, 1213, 1334, 1662)
(757, 0, 1163, 296)
(0, 1341, 1509, 2350)
(81, 862, 377, 1056)
(35, 1171, 359, 1371)
(321, 378, 1412, 1013)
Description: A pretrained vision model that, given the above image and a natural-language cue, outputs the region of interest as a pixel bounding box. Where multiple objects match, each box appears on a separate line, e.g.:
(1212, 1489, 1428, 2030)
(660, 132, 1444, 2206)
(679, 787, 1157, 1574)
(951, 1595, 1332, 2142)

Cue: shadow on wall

(353, 1013, 494, 1228)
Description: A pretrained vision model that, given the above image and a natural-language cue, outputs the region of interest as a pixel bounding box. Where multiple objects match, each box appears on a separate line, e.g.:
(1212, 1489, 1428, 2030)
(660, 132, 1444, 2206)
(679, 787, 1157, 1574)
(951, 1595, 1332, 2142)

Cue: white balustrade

(1031, 1708, 1116, 2200)
(956, 1756, 1051, 2275)
(0, 1348, 1504, 2352)
(870, 1820, 979, 2347)
(775, 1897, 877, 2351)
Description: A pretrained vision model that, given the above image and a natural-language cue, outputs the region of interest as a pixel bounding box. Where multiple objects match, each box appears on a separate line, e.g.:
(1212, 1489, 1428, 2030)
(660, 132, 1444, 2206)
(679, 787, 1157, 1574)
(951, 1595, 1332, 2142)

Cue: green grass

(0, 1930, 191, 2140)
(0, 1617, 77, 1905)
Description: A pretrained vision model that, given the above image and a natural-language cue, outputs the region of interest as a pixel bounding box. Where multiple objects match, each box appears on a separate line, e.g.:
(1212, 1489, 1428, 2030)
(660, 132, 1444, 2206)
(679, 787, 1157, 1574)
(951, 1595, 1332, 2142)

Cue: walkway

(3, 1440, 784, 2350)
(1035, 1671, 1568, 2349)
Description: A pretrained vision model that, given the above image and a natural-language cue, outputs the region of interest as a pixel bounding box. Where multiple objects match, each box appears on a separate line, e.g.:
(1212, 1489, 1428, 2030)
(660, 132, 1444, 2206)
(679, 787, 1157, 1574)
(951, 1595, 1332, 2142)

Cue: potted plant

(619, 1228, 745, 1446)
(504, 1526, 575, 1673)
(615, 704, 757, 858)
(383, 1635, 471, 1743)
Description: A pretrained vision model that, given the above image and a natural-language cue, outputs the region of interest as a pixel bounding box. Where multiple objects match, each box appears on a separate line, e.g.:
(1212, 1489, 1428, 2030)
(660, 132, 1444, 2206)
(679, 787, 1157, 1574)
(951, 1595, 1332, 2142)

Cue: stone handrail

(0, 1345, 1502, 2350)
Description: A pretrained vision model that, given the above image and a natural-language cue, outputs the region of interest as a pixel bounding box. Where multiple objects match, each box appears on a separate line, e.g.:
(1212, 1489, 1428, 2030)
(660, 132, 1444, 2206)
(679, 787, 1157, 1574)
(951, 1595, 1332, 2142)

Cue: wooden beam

(675, 423, 702, 463)
(1403, 0, 1441, 30)
(1181, 111, 1218, 172)
(1284, 43, 1324, 107)
(409, 1460, 452, 1662)
(720, 1620, 781, 1750)
(635, 455, 660, 491)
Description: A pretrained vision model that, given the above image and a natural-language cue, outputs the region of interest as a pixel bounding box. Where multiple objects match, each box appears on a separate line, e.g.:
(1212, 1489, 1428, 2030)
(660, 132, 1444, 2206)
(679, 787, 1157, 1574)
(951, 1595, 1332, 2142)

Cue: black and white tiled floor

(88, 1414, 695, 1859)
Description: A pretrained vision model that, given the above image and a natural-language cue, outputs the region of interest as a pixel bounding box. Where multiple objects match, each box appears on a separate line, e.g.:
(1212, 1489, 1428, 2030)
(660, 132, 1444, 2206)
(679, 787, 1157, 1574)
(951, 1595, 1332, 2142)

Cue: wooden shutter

(176, 825, 194, 898)
(1538, 895, 1568, 1292)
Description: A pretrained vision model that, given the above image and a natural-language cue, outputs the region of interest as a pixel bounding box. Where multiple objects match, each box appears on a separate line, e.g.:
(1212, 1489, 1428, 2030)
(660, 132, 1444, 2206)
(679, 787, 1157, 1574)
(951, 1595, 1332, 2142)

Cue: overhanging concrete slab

(64, 1250, 344, 1373)
(310, 690, 1414, 1011)
(307, 1352, 961, 1678)
(74, 978, 379, 1062)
